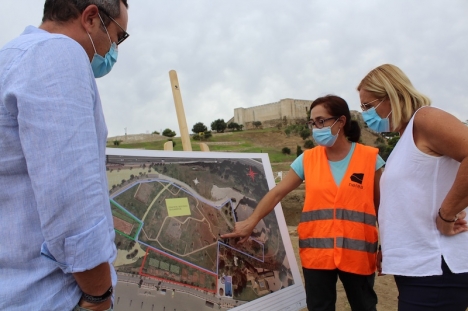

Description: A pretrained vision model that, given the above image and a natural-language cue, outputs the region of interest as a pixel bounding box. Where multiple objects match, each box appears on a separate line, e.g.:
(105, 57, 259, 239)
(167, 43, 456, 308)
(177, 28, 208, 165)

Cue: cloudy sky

(2, 0, 467, 137)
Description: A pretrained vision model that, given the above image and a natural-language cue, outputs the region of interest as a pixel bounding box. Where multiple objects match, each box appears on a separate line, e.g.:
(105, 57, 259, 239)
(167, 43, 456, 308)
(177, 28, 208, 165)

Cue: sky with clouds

(2, 0, 467, 137)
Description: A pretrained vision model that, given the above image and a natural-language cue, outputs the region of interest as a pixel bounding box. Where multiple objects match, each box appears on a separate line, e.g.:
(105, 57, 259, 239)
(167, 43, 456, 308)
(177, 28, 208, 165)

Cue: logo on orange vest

(350, 173, 364, 184)
(349, 173, 364, 189)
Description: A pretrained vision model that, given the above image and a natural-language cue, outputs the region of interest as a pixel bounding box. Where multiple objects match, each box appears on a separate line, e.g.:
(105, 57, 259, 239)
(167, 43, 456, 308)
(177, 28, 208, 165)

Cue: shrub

(375, 136, 385, 144)
(296, 145, 303, 157)
(252, 121, 262, 128)
(300, 128, 311, 140)
(304, 139, 315, 149)
(281, 147, 291, 155)
(193, 130, 212, 141)
(162, 128, 176, 137)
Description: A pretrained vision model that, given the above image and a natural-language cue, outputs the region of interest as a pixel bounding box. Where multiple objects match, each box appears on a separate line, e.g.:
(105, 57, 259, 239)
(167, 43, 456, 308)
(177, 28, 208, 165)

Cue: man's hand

(78, 298, 111, 311)
(436, 210, 468, 236)
(220, 219, 256, 244)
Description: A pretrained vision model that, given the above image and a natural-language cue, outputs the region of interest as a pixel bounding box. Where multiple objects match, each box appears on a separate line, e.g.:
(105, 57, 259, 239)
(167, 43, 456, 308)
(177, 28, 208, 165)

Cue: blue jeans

(394, 258, 468, 311)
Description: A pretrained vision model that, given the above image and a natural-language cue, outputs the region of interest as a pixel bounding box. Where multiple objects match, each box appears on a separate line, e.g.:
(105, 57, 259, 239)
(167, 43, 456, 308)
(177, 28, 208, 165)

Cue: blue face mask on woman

(362, 99, 392, 132)
(312, 119, 340, 147)
(87, 14, 118, 78)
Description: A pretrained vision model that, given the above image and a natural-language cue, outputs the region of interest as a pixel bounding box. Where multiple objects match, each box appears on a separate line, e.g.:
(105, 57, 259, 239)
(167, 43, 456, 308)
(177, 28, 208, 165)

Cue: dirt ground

(287, 227, 398, 311)
(282, 185, 399, 311)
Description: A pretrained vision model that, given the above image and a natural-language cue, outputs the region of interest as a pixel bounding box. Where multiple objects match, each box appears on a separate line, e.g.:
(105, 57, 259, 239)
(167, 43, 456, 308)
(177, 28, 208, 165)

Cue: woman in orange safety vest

(222, 95, 384, 311)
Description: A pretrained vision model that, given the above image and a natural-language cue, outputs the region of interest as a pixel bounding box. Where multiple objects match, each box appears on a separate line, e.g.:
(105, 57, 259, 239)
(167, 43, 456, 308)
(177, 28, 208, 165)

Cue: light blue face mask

(312, 119, 340, 147)
(362, 99, 392, 132)
(87, 14, 118, 78)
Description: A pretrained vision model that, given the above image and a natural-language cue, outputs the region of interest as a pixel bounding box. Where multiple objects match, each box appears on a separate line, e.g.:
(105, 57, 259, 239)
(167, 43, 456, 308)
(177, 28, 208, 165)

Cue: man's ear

(80, 5, 100, 33)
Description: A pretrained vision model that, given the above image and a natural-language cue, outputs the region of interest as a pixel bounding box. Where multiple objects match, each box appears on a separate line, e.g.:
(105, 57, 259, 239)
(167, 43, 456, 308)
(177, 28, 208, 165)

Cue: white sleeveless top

(379, 107, 468, 276)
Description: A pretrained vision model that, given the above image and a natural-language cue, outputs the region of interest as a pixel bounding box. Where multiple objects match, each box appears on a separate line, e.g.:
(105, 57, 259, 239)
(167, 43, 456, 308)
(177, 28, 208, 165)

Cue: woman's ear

(338, 115, 347, 127)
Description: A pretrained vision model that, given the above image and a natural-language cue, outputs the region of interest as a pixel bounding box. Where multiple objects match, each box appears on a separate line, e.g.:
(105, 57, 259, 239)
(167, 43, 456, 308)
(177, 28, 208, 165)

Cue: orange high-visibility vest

(297, 143, 379, 275)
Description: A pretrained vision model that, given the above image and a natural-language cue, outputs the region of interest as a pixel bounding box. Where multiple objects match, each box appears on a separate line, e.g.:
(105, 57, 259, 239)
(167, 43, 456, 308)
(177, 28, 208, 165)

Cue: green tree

(304, 139, 315, 149)
(228, 122, 241, 131)
(252, 121, 262, 129)
(300, 128, 311, 140)
(192, 122, 208, 134)
(151, 130, 160, 135)
(162, 128, 176, 137)
(211, 119, 227, 133)
(113, 140, 120, 146)
(284, 128, 291, 137)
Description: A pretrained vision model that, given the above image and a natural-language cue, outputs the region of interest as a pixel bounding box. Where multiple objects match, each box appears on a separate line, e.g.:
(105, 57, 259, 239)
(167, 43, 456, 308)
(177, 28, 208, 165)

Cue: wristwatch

(81, 286, 113, 304)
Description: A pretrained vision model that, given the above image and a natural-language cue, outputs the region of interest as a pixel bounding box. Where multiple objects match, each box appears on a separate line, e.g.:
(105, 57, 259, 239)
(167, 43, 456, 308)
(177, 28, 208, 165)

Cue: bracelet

(81, 285, 113, 304)
(438, 208, 459, 223)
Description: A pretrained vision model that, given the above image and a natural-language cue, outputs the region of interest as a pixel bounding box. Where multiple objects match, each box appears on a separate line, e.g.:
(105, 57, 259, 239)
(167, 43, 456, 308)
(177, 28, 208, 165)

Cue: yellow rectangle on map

(166, 198, 191, 217)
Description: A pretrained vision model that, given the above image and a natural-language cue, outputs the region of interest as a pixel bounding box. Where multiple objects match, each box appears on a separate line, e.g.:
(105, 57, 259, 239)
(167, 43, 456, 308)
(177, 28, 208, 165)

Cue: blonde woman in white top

(357, 64, 468, 311)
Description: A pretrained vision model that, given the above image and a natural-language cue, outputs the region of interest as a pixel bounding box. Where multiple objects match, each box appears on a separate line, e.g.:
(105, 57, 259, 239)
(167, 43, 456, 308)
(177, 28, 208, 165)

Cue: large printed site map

(107, 149, 306, 311)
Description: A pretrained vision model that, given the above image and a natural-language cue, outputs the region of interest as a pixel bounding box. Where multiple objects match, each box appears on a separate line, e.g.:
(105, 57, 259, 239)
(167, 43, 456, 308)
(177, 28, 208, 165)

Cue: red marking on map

(247, 167, 257, 181)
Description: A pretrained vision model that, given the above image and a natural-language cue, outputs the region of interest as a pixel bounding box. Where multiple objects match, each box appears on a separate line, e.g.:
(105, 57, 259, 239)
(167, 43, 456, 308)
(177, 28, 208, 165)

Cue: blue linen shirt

(0, 26, 117, 310)
(291, 143, 385, 186)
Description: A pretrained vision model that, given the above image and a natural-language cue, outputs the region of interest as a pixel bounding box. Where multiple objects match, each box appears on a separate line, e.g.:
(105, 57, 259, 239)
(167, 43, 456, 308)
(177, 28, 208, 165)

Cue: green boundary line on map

(110, 199, 143, 240)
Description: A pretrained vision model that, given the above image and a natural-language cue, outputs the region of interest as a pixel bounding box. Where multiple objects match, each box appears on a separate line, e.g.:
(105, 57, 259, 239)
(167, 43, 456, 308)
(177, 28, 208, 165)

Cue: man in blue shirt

(0, 1, 129, 310)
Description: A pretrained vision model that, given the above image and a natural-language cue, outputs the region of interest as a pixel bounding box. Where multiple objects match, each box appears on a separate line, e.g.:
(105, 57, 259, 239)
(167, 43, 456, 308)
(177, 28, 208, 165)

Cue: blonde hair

(357, 64, 431, 131)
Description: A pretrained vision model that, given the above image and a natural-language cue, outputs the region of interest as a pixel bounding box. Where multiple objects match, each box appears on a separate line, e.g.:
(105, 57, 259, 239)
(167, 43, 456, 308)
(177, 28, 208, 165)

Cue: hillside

(108, 126, 382, 171)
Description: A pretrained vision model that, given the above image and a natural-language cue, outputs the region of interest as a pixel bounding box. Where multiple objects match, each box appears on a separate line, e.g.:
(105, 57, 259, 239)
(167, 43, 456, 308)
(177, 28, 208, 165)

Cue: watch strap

(81, 285, 113, 304)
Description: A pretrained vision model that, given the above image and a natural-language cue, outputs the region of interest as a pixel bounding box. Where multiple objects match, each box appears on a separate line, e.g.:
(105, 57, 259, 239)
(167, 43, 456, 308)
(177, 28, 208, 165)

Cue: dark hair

(42, 0, 128, 25)
(310, 95, 361, 142)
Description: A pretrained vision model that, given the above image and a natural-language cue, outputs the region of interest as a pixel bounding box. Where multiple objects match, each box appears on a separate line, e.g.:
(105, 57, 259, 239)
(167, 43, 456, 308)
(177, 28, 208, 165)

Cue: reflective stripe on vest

(336, 237, 378, 253)
(300, 208, 376, 227)
(299, 238, 334, 249)
(299, 237, 378, 253)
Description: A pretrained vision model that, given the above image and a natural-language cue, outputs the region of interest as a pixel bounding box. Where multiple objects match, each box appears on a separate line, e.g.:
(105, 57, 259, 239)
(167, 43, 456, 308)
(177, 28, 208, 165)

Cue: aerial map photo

(106, 149, 306, 311)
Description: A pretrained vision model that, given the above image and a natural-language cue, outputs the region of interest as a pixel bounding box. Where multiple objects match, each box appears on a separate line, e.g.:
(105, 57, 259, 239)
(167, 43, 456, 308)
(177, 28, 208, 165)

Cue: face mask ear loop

(374, 99, 385, 110)
(328, 118, 339, 129)
(98, 13, 113, 45)
(87, 32, 97, 54)
(386, 110, 392, 118)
